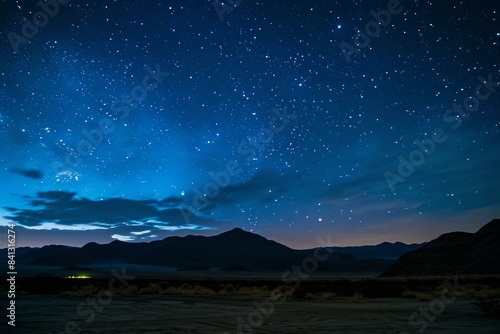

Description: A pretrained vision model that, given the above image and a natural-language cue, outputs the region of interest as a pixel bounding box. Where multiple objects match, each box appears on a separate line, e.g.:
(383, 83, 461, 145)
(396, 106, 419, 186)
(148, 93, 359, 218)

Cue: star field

(0, 0, 499, 248)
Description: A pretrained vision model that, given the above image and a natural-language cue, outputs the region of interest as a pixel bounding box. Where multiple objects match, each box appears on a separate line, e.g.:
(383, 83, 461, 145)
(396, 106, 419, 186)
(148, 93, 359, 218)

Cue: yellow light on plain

(66, 275, 91, 279)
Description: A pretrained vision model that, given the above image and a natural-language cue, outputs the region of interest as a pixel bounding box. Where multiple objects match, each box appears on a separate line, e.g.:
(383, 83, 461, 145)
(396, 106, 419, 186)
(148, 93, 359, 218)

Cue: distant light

(66, 275, 91, 279)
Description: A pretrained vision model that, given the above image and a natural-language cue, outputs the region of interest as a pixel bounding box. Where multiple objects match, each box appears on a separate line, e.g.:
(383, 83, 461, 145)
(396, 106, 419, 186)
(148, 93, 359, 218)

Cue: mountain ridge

(6, 220, 499, 276)
(381, 219, 500, 276)
(2, 227, 424, 274)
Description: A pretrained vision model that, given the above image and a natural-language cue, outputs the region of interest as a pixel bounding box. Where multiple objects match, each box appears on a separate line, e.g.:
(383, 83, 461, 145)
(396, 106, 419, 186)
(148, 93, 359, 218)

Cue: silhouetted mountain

(135, 227, 297, 270)
(381, 219, 500, 277)
(19, 245, 76, 262)
(9, 228, 393, 272)
(0, 245, 74, 266)
(326, 241, 425, 260)
(0, 246, 35, 258)
(9, 228, 411, 274)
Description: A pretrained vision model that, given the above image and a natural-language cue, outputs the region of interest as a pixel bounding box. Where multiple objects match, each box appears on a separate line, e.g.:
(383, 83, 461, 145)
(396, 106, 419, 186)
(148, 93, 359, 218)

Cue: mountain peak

(228, 227, 246, 233)
(382, 219, 500, 277)
(220, 227, 255, 237)
(216, 228, 270, 243)
(477, 218, 500, 234)
(82, 242, 100, 248)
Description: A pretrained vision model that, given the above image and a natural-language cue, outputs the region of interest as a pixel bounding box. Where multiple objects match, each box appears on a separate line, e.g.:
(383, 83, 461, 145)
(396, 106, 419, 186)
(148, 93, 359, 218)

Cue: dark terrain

(2, 228, 425, 276)
(382, 219, 500, 277)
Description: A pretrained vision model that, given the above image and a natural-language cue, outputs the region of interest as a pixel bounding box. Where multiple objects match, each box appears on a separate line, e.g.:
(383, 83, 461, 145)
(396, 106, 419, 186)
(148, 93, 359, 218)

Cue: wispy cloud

(130, 230, 151, 235)
(194, 169, 306, 212)
(9, 168, 43, 179)
(3, 191, 217, 232)
(111, 234, 136, 242)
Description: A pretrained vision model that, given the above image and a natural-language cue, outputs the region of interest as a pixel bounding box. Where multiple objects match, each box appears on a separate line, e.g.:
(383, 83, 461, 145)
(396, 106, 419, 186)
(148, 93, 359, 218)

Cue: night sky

(0, 0, 499, 249)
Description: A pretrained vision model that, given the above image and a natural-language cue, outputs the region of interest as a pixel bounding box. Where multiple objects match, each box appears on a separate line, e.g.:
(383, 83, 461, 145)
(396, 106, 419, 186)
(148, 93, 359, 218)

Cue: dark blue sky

(0, 0, 499, 248)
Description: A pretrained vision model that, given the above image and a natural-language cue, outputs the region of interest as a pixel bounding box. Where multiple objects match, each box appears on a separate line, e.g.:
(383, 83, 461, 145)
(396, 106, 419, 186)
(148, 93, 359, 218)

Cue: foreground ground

(5, 295, 500, 333)
(1, 276, 499, 333)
